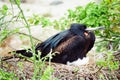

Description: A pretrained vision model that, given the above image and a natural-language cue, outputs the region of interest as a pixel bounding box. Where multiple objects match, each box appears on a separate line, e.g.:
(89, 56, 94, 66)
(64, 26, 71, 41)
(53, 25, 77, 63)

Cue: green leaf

(1, 5, 8, 15)
(15, 0, 20, 5)
(41, 66, 54, 80)
(68, 9, 76, 19)
(28, 18, 34, 24)
(2, 5, 8, 11)
(78, 10, 86, 20)
(34, 20, 40, 25)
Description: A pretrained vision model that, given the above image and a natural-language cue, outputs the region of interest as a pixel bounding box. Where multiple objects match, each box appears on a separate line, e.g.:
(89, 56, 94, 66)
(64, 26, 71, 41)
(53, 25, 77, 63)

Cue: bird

(13, 23, 104, 66)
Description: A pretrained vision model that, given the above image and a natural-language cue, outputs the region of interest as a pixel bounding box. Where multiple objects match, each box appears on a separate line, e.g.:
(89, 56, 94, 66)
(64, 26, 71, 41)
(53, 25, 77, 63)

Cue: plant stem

(13, 1, 41, 79)
(14, 0, 35, 53)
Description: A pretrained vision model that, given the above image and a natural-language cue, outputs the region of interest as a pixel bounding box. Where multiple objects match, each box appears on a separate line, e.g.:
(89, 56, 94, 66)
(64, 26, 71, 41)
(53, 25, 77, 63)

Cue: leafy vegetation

(0, 69, 18, 80)
(0, 4, 13, 43)
(28, 14, 51, 27)
(96, 51, 119, 70)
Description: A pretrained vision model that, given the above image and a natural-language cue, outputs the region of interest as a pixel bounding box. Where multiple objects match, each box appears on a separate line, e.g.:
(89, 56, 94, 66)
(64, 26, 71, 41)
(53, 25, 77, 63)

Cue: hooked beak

(85, 26, 105, 31)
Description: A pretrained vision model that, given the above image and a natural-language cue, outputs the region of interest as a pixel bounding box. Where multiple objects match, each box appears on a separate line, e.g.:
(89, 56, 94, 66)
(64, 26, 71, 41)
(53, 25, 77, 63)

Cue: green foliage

(0, 1, 22, 79)
(0, 4, 8, 28)
(96, 51, 119, 70)
(28, 14, 51, 27)
(0, 28, 19, 43)
(0, 3, 20, 43)
(52, 17, 71, 30)
(1, 5, 8, 15)
(0, 69, 18, 80)
(9, 0, 20, 5)
(41, 66, 54, 80)
(31, 51, 54, 80)
(68, 3, 110, 26)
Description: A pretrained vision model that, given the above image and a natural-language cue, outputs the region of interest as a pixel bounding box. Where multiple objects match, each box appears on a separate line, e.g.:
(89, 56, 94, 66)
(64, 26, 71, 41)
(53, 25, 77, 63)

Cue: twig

(10, 0, 14, 16)
(101, 70, 109, 80)
(1, 55, 18, 61)
(0, 16, 17, 27)
(90, 66, 103, 74)
(91, 74, 97, 80)
(95, 66, 103, 73)
(1, 54, 33, 63)
(17, 32, 42, 42)
(113, 50, 120, 56)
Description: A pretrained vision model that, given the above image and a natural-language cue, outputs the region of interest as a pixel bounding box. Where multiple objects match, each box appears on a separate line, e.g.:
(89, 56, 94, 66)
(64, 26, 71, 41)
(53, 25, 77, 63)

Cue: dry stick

(95, 66, 103, 73)
(113, 50, 120, 56)
(1, 53, 33, 64)
(101, 70, 109, 80)
(17, 32, 42, 42)
(91, 74, 97, 80)
(1, 53, 22, 61)
(90, 66, 103, 74)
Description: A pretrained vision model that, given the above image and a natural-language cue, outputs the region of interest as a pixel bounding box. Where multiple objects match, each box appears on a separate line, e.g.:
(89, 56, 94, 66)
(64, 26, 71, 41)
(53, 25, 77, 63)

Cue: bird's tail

(13, 49, 33, 57)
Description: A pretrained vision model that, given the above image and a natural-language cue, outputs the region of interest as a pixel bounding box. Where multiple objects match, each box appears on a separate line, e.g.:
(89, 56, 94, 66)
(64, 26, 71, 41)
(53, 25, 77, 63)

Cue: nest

(0, 51, 120, 80)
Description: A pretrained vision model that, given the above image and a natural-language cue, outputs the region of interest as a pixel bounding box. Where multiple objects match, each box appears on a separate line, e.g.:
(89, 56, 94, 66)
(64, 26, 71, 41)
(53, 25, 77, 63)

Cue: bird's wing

(55, 35, 86, 53)
(52, 35, 86, 63)
(35, 30, 69, 52)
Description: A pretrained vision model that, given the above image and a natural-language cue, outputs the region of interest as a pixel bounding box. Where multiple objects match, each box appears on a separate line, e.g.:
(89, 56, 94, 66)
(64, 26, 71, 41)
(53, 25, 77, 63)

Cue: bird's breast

(67, 57, 89, 66)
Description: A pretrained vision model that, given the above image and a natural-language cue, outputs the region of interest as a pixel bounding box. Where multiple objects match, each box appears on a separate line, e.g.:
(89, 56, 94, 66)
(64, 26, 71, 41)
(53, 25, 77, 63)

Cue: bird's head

(70, 23, 87, 31)
(70, 23, 105, 32)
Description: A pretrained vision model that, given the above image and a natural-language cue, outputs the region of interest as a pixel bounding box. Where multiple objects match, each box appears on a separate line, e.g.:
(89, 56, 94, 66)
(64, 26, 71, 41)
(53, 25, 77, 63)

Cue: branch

(17, 32, 42, 42)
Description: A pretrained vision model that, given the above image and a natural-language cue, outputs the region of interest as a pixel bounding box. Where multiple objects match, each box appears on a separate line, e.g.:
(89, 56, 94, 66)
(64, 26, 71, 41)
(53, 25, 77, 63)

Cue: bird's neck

(84, 31, 88, 36)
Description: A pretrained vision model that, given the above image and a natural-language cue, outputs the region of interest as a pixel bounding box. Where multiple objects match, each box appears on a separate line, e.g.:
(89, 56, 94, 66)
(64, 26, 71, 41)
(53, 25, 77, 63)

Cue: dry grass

(0, 51, 120, 80)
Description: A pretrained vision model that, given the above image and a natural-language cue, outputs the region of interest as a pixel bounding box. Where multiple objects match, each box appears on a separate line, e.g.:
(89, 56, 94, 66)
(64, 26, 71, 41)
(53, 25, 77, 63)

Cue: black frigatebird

(14, 23, 104, 65)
